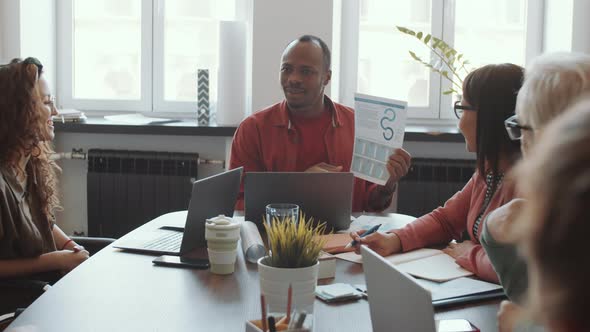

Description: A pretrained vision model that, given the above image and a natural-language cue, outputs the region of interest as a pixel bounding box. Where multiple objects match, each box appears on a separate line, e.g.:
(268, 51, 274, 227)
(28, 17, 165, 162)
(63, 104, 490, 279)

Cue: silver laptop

(114, 167, 243, 256)
(244, 172, 354, 231)
(361, 246, 481, 331)
(361, 245, 437, 332)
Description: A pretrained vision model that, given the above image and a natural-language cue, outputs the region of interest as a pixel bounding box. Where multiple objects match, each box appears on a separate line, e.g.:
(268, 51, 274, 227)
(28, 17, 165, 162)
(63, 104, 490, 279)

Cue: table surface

(9, 211, 499, 332)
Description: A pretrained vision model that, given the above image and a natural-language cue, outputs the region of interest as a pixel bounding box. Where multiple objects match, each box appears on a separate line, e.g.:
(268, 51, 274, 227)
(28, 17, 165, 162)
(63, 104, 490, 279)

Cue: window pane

(454, 0, 527, 69)
(163, 0, 235, 102)
(73, 0, 142, 100)
(358, 0, 432, 107)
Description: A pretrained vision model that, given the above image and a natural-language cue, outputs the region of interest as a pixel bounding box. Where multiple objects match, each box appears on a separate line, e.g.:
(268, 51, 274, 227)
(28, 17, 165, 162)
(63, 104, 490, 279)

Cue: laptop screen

(244, 172, 353, 231)
(180, 167, 243, 254)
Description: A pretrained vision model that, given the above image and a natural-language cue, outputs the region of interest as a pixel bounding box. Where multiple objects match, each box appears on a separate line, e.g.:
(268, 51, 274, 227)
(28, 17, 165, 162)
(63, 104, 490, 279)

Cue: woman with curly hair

(0, 58, 89, 286)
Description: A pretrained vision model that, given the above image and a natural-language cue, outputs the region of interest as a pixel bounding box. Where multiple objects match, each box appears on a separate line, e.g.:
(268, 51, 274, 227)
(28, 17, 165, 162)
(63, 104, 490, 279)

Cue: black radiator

(397, 158, 476, 217)
(87, 149, 198, 238)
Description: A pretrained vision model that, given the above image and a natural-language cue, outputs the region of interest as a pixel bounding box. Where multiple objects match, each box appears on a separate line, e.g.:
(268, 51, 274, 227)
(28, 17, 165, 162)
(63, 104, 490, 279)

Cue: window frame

(57, 0, 237, 113)
(57, 0, 153, 112)
(338, 0, 544, 123)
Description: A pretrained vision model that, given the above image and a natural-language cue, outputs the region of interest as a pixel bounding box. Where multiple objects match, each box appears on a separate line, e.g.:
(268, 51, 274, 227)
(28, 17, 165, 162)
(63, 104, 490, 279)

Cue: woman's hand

(442, 241, 476, 259)
(44, 249, 89, 274)
(349, 230, 402, 256)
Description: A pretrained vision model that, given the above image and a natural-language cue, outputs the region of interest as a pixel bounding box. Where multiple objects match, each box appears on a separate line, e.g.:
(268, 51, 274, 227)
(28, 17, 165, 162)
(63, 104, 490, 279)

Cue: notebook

(114, 167, 242, 256)
(335, 248, 473, 282)
(320, 233, 355, 254)
(244, 172, 354, 231)
(361, 246, 480, 332)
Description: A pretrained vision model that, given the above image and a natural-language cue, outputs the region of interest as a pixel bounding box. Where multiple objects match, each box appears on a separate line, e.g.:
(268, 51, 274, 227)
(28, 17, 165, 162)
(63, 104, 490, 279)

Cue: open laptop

(361, 246, 479, 332)
(244, 172, 354, 231)
(114, 167, 243, 256)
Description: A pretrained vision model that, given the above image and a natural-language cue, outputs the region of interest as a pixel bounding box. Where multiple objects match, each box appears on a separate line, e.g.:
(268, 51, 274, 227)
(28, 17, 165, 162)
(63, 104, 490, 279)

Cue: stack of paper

(104, 113, 179, 125)
(315, 283, 364, 303)
(53, 109, 86, 123)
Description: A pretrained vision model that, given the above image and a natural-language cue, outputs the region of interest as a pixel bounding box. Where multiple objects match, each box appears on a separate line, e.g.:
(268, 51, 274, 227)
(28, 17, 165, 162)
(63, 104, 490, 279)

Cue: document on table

(347, 215, 414, 233)
(335, 248, 473, 282)
(352, 93, 408, 185)
(104, 113, 180, 125)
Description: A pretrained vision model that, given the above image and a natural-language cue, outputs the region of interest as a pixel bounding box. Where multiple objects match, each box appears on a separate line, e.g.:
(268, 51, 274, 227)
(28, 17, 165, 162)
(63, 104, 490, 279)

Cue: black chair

(0, 237, 114, 330)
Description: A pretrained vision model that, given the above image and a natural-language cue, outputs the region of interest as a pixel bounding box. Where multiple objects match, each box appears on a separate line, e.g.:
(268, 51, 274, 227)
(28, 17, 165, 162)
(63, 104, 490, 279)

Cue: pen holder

(245, 312, 314, 332)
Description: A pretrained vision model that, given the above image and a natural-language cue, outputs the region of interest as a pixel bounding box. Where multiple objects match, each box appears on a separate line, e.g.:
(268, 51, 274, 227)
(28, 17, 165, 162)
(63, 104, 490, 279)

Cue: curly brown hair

(0, 58, 60, 221)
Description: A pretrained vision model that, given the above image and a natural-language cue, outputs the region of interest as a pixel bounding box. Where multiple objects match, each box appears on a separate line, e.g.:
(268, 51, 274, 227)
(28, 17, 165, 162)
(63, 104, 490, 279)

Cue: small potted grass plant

(258, 214, 327, 314)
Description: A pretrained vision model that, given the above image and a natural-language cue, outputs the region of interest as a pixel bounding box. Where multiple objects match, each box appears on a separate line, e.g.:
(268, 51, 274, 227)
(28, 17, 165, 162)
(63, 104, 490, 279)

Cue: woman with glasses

(507, 98, 590, 332)
(351, 63, 523, 283)
(0, 58, 89, 312)
(478, 53, 590, 332)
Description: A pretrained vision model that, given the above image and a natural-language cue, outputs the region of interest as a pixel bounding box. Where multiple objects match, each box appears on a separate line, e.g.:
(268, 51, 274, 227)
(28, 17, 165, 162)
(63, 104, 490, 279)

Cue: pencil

(261, 294, 267, 332)
(286, 284, 292, 322)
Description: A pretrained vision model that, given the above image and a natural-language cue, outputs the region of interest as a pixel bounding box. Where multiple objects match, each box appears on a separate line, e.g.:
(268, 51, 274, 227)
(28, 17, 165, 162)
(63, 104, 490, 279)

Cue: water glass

(265, 203, 299, 226)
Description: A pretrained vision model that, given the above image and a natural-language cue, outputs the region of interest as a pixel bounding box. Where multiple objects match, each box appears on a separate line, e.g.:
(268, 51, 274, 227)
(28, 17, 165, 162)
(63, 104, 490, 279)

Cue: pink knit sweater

(391, 171, 516, 283)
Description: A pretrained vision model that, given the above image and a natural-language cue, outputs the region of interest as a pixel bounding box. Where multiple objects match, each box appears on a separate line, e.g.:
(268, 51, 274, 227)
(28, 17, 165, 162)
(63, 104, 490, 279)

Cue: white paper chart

(352, 93, 407, 185)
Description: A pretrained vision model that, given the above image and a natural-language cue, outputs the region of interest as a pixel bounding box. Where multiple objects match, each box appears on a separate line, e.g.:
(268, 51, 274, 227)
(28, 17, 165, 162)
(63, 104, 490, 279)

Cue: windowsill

(54, 116, 464, 142)
(54, 116, 236, 137)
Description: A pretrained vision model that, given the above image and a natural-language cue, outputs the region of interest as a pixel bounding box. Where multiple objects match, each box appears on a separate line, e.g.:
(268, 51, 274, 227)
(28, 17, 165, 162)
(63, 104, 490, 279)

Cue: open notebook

(335, 248, 473, 282)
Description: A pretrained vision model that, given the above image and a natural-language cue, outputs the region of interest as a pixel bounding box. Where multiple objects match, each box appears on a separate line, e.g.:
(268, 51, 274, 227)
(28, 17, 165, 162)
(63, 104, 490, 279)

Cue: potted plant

(258, 214, 327, 314)
(396, 26, 472, 97)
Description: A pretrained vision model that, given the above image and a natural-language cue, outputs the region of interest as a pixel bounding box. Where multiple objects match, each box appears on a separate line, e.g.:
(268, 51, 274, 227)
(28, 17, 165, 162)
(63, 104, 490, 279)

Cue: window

(57, 0, 236, 112)
(339, 0, 542, 122)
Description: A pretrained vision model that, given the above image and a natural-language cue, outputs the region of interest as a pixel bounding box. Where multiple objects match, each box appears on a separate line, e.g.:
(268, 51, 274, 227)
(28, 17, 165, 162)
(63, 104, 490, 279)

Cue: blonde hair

(513, 97, 590, 330)
(516, 52, 590, 129)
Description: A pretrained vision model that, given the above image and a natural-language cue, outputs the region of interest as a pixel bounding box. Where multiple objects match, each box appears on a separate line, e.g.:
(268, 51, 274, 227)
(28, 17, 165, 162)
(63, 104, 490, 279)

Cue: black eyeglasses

(504, 115, 533, 140)
(453, 100, 476, 119)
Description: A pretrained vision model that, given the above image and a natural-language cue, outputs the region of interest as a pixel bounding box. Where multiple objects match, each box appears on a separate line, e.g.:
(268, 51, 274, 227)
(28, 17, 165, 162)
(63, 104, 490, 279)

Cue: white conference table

(8, 211, 501, 332)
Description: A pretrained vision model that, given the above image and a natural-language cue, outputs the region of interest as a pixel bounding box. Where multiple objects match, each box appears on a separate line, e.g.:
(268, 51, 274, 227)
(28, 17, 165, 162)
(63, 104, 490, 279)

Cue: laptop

(114, 167, 243, 256)
(361, 246, 479, 332)
(244, 172, 354, 231)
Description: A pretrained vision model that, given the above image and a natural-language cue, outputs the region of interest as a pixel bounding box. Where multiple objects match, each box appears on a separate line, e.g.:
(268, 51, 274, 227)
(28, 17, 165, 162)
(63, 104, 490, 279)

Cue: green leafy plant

(263, 214, 327, 268)
(396, 26, 472, 95)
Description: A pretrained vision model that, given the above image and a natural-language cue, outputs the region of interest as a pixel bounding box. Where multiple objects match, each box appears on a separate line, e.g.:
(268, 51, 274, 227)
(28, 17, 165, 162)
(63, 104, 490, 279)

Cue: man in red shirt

(230, 35, 412, 212)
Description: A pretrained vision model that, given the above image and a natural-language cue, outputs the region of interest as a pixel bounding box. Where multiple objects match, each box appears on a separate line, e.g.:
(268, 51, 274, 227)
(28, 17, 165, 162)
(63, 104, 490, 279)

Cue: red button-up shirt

(229, 96, 378, 212)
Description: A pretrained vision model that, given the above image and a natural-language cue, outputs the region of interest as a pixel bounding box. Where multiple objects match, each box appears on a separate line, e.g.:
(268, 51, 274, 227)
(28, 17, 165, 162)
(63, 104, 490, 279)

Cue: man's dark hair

(463, 63, 523, 188)
(297, 35, 331, 71)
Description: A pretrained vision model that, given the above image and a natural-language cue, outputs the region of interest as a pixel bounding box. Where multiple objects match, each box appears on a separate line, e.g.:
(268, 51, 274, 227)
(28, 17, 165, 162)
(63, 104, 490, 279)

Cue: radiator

(87, 149, 198, 238)
(397, 158, 476, 217)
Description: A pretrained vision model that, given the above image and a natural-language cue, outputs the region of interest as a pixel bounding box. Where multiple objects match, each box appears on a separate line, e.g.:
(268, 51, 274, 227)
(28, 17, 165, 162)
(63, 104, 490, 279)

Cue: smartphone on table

(152, 255, 210, 269)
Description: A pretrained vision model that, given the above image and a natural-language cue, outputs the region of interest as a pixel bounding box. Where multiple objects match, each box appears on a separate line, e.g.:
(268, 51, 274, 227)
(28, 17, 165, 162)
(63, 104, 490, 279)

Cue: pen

(344, 224, 382, 249)
(355, 287, 368, 299)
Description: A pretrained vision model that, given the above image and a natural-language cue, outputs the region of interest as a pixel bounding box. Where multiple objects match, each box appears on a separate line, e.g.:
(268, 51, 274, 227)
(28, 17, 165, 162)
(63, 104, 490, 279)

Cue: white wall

(0, 0, 21, 62)
(19, 0, 57, 89)
(250, 0, 333, 113)
(543, 0, 590, 53)
(571, 0, 590, 53)
(0, 0, 56, 89)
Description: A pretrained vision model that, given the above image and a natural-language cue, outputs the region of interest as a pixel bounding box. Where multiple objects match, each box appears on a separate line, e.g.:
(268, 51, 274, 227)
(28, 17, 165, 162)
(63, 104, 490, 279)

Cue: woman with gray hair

(510, 97, 590, 332)
(480, 52, 590, 331)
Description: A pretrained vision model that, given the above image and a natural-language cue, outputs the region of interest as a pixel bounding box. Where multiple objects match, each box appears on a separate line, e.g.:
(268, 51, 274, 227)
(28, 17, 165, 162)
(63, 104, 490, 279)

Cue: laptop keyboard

(143, 231, 183, 252)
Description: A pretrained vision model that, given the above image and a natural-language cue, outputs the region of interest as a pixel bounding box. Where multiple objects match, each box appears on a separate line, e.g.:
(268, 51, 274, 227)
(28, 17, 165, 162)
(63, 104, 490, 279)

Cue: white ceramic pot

(257, 256, 319, 314)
